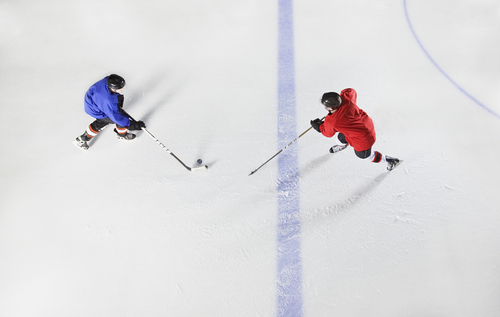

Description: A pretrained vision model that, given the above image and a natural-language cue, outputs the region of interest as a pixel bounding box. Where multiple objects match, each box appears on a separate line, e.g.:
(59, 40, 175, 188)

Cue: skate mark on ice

(303, 172, 389, 223)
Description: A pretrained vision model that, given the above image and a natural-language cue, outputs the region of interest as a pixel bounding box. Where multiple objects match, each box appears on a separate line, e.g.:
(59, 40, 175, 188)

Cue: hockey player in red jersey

(310, 88, 402, 171)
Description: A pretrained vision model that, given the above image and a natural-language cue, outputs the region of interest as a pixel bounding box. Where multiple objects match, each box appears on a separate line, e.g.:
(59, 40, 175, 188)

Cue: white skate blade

(388, 159, 403, 171)
(73, 140, 88, 150)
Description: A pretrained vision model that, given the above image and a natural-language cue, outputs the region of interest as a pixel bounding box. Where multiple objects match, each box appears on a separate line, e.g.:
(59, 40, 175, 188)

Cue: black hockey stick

(249, 117, 325, 176)
(122, 110, 208, 172)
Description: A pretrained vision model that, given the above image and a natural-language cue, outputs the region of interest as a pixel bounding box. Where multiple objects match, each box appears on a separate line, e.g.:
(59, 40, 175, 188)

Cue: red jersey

(320, 88, 376, 152)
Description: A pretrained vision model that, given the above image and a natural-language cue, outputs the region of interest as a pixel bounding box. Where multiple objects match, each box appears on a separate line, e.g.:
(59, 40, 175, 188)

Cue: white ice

(1, 0, 500, 316)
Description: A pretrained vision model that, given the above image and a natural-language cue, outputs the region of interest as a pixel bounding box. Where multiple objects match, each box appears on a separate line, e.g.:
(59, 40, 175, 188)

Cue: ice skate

(329, 144, 348, 154)
(114, 128, 136, 140)
(386, 156, 402, 171)
(73, 135, 89, 150)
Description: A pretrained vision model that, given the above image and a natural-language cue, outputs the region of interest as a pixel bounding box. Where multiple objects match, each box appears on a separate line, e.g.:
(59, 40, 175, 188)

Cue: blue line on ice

(277, 0, 303, 316)
(403, 0, 500, 119)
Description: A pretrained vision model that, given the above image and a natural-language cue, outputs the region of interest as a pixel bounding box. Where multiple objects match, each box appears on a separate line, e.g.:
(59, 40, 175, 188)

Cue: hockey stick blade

(167, 150, 208, 172)
(122, 110, 207, 173)
(190, 165, 208, 172)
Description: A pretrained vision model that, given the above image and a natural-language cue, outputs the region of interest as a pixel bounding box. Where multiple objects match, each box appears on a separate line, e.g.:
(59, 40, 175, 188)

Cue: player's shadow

(125, 72, 183, 124)
(126, 72, 167, 107)
(302, 171, 389, 223)
(335, 172, 388, 211)
(299, 153, 332, 178)
(273, 153, 332, 187)
(139, 90, 177, 123)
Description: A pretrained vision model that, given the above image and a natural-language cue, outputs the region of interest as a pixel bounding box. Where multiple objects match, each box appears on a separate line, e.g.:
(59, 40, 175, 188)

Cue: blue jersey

(84, 77, 130, 127)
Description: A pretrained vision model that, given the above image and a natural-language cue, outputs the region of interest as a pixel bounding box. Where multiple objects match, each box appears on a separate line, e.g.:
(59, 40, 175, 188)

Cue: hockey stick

(249, 117, 325, 176)
(122, 110, 208, 172)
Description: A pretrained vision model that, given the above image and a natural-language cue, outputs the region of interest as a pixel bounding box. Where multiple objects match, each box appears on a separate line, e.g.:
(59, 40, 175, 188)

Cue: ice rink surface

(1, 0, 500, 316)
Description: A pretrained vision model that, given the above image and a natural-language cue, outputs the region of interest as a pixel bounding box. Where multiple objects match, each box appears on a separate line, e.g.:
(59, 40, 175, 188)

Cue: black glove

(117, 95, 124, 109)
(128, 120, 146, 130)
(310, 118, 323, 132)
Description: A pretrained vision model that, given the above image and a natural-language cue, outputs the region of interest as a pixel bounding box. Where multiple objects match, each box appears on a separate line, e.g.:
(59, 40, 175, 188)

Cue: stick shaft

(121, 109, 200, 172)
(249, 118, 324, 176)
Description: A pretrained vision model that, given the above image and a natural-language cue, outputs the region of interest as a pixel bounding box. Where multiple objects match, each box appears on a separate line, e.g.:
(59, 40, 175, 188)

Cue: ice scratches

(175, 284, 188, 306)
(186, 218, 272, 269)
(444, 184, 456, 190)
(276, 213, 299, 234)
(278, 190, 292, 198)
(83, 223, 115, 236)
(393, 213, 419, 225)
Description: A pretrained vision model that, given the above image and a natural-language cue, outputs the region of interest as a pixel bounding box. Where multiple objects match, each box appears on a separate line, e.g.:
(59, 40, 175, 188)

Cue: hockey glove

(310, 118, 323, 132)
(128, 120, 146, 130)
(117, 95, 124, 109)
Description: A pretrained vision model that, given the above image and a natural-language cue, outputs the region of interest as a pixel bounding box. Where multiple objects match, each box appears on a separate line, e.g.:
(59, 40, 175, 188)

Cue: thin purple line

(403, 0, 500, 119)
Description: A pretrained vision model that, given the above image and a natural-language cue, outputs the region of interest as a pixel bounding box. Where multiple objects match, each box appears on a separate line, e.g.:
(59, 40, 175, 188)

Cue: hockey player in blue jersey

(73, 74, 145, 150)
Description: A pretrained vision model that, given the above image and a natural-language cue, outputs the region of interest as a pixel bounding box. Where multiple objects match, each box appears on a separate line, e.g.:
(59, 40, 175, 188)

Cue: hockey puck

(197, 159, 203, 164)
